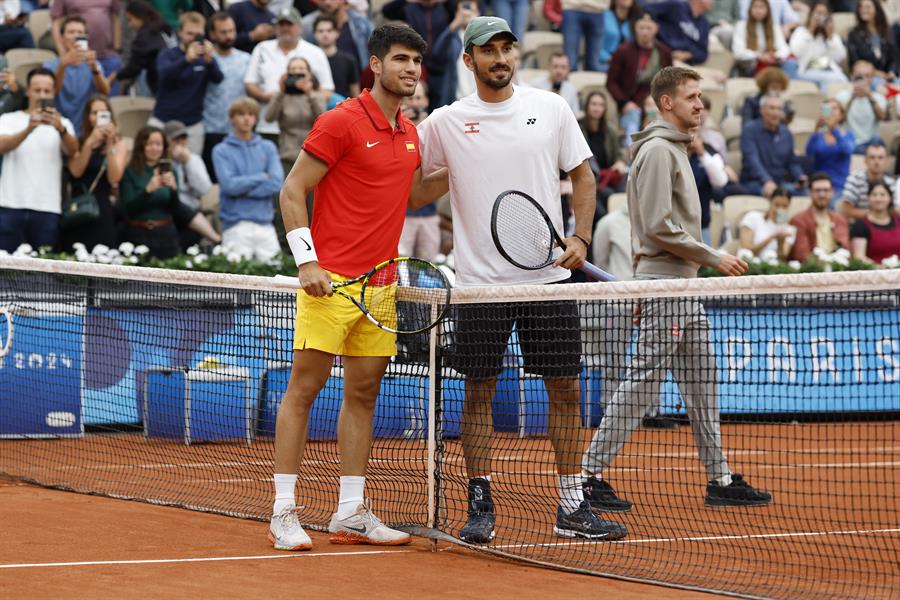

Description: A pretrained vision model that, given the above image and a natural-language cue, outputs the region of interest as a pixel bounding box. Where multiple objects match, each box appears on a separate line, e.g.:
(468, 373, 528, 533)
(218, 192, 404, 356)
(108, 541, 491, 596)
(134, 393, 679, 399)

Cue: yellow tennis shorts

(294, 271, 397, 357)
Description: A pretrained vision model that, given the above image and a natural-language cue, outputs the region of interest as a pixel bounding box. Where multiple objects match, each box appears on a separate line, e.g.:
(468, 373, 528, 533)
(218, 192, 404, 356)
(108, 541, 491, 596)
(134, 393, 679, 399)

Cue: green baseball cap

(272, 7, 301, 24)
(463, 16, 518, 50)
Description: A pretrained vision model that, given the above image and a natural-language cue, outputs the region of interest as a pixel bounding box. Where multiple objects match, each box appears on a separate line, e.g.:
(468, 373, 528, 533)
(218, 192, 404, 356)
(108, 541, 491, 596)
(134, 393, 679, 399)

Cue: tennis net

(0, 256, 897, 599)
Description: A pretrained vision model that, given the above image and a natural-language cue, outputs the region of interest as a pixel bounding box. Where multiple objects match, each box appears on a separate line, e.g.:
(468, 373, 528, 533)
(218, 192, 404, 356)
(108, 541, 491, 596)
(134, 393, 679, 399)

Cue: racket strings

(362, 260, 451, 334)
(493, 193, 555, 269)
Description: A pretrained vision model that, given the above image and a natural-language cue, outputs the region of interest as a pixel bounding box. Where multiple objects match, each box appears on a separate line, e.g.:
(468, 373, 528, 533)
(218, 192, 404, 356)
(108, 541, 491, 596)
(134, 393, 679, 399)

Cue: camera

(284, 73, 306, 94)
(193, 34, 206, 54)
(75, 36, 89, 51)
(96, 110, 111, 126)
(39, 97, 54, 111)
(157, 159, 172, 174)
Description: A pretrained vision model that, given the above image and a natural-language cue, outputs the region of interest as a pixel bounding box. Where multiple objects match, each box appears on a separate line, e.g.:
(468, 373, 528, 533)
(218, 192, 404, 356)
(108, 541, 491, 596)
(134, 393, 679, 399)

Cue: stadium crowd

(1, 0, 900, 268)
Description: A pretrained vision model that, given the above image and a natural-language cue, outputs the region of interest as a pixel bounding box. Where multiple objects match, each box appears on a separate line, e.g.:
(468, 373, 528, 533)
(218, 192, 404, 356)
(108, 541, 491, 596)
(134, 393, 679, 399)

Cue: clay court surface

(0, 477, 719, 600)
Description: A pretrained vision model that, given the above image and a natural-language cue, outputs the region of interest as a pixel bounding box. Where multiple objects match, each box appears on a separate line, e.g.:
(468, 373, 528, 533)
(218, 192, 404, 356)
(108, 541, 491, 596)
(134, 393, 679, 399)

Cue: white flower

(129, 256, 139, 264)
(91, 244, 110, 256)
(107, 249, 120, 259)
(226, 252, 242, 263)
(186, 245, 200, 256)
(832, 253, 849, 267)
(72, 242, 86, 253)
(29, 250, 37, 257)
(833, 248, 850, 260)
(736, 248, 754, 261)
(118, 242, 134, 256)
(112, 255, 125, 265)
(14, 244, 33, 256)
(96, 254, 112, 264)
(0, 250, 8, 257)
(211, 244, 223, 256)
(881, 255, 900, 268)
(813, 246, 828, 259)
(194, 254, 207, 264)
(750, 255, 762, 265)
(184, 260, 193, 269)
(133, 245, 149, 256)
(788, 260, 801, 271)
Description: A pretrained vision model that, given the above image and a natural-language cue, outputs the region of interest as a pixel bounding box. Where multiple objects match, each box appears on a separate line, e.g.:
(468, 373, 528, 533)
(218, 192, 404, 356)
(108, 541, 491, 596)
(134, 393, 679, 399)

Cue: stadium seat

(568, 70, 606, 93)
(110, 96, 155, 140)
(825, 81, 852, 99)
(793, 129, 813, 154)
(784, 91, 826, 121)
(702, 88, 726, 129)
(5, 48, 56, 86)
(516, 68, 545, 84)
(691, 66, 726, 87)
(831, 12, 856, 40)
(789, 196, 811, 217)
(723, 194, 769, 240)
(520, 31, 563, 69)
(722, 115, 742, 151)
(709, 202, 724, 248)
(607, 192, 626, 214)
(878, 121, 900, 150)
(699, 49, 735, 80)
(726, 150, 742, 179)
(850, 153, 866, 173)
(725, 78, 758, 114)
(26, 10, 53, 53)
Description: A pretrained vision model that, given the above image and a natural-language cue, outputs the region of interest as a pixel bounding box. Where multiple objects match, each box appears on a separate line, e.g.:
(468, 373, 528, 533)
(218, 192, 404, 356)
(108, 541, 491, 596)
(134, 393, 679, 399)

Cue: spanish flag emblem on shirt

(405, 141, 416, 152)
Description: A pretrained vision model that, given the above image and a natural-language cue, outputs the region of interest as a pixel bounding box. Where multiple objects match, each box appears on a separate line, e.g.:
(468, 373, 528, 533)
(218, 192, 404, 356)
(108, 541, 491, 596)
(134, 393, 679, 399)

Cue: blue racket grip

(581, 261, 617, 282)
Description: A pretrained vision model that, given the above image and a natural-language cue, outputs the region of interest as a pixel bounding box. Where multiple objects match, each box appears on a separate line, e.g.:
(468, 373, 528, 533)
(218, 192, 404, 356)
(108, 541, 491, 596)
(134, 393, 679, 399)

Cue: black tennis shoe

(459, 477, 495, 544)
(583, 476, 633, 513)
(705, 474, 773, 507)
(554, 501, 627, 540)
(641, 415, 679, 429)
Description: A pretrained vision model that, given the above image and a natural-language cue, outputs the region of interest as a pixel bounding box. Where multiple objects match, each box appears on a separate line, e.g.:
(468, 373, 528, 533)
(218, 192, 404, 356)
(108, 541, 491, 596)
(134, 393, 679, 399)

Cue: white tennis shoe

(328, 502, 411, 546)
(268, 506, 313, 551)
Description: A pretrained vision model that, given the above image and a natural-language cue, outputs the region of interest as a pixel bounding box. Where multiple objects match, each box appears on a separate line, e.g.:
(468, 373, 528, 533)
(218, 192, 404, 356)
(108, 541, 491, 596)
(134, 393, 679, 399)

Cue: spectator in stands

(840, 143, 900, 222)
(837, 61, 887, 155)
(120, 125, 183, 258)
(789, 172, 849, 261)
(689, 128, 729, 245)
(264, 56, 323, 175)
(789, 1, 848, 93)
(732, 0, 798, 78)
(59, 94, 128, 253)
(0, 58, 25, 116)
(151, 11, 223, 156)
(51, 0, 122, 88)
(116, 1, 175, 96)
(0, 68, 78, 252)
(302, 0, 372, 71)
(229, 0, 275, 53)
(848, 0, 897, 84)
(738, 186, 796, 259)
(607, 12, 672, 143)
(44, 16, 111, 136)
(212, 96, 283, 262)
(487, 0, 528, 43)
(203, 11, 251, 180)
(850, 179, 900, 264)
(579, 91, 625, 220)
(150, 0, 191, 30)
(313, 15, 360, 98)
(739, 0, 800, 41)
(558, 0, 605, 72)
(0, 0, 35, 52)
(643, 0, 711, 65)
(740, 93, 807, 197)
(430, 0, 479, 108)
(244, 7, 333, 142)
(598, 0, 640, 72)
(708, 0, 741, 49)
(529, 52, 579, 114)
(805, 98, 854, 194)
(740, 65, 794, 124)
(164, 120, 220, 250)
(699, 95, 743, 193)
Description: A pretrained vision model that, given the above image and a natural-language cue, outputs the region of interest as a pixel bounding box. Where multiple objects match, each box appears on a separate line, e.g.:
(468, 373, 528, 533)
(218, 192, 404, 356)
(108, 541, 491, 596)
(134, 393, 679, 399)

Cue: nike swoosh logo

(299, 237, 311, 251)
(366, 141, 380, 148)
(344, 525, 367, 533)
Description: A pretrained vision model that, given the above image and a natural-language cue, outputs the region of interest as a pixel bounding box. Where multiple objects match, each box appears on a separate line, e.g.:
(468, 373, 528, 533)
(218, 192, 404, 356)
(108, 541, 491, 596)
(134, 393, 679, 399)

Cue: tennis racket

(319, 257, 451, 335)
(490, 190, 616, 282)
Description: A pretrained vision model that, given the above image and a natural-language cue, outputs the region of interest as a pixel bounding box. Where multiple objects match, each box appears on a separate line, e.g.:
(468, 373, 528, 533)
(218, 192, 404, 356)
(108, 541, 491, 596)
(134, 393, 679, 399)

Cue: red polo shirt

(302, 89, 421, 277)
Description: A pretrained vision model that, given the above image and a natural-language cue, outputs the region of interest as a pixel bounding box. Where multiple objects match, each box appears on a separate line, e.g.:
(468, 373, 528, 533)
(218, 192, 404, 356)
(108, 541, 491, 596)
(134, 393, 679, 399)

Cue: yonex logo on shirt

(526, 118, 536, 125)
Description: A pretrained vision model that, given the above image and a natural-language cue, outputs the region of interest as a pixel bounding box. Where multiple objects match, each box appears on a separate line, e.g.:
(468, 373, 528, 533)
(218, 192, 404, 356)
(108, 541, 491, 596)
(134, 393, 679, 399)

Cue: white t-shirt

(418, 85, 592, 288)
(244, 39, 334, 135)
(739, 210, 796, 256)
(0, 111, 75, 214)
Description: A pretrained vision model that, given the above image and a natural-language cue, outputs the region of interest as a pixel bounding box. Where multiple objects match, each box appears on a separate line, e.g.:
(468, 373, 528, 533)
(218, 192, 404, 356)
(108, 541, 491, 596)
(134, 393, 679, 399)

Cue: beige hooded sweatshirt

(627, 119, 723, 279)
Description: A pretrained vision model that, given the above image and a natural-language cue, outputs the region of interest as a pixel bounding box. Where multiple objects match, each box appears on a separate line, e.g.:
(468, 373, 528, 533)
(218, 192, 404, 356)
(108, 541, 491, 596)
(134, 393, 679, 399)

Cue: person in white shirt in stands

(738, 186, 796, 260)
(0, 67, 78, 252)
(529, 52, 580, 114)
(417, 16, 627, 545)
(244, 7, 333, 142)
(838, 142, 900, 220)
(789, 1, 848, 93)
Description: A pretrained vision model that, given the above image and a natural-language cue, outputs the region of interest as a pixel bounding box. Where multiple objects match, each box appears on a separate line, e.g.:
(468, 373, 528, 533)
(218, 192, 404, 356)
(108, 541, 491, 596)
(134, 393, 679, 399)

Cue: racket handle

(581, 261, 617, 282)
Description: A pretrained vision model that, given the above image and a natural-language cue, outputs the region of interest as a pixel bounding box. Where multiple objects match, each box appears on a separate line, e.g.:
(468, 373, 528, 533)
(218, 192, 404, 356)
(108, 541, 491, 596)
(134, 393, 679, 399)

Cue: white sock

(559, 474, 584, 514)
(273, 473, 298, 515)
(716, 473, 733, 486)
(336, 475, 365, 519)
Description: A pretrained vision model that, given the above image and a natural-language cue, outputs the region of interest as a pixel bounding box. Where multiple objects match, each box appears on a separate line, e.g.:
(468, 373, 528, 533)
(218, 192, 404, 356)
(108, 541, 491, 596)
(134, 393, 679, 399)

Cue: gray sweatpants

(582, 281, 731, 481)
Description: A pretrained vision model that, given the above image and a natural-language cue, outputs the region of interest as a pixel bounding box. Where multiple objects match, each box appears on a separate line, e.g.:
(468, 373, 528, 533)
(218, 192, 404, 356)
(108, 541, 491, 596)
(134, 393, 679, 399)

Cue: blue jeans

(741, 180, 807, 197)
(562, 10, 604, 72)
(0, 207, 60, 252)
(619, 108, 642, 144)
(797, 69, 848, 93)
(491, 0, 530, 44)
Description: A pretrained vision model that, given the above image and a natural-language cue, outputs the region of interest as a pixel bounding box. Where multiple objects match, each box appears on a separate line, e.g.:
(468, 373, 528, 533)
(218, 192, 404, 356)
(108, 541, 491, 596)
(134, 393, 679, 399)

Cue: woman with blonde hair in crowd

(59, 94, 128, 253)
(732, 0, 798, 78)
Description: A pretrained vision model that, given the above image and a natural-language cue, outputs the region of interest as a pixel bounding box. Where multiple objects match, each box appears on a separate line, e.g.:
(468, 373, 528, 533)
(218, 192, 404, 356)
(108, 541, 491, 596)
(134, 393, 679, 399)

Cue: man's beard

(215, 40, 233, 51)
(473, 61, 512, 90)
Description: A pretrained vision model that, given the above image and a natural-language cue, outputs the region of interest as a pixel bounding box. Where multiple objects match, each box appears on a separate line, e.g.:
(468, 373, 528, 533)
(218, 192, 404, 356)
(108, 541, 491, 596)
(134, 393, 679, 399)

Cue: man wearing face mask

(229, 0, 276, 53)
(203, 11, 251, 181)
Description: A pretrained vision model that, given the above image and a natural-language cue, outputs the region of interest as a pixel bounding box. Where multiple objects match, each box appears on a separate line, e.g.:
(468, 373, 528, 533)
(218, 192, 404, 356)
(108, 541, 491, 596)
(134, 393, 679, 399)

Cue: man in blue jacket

(642, 0, 711, 65)
(151, 11, 223, 156)
(740, 93, 808, 198)
(212, 96, 284, 263)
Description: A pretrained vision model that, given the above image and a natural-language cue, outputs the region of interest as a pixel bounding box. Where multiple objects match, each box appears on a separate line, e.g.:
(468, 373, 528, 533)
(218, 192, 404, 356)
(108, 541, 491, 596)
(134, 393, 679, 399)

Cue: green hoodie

(627, 119, 722, 278)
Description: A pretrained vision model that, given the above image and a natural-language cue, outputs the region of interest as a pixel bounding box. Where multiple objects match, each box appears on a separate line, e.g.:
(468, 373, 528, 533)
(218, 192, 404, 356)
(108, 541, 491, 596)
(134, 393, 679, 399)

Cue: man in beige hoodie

(580, 66, 773, 511)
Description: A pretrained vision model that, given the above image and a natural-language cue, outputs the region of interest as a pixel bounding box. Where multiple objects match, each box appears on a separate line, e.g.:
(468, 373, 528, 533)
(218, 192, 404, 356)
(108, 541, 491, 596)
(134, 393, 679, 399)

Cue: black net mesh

(1, 263, 898, 599)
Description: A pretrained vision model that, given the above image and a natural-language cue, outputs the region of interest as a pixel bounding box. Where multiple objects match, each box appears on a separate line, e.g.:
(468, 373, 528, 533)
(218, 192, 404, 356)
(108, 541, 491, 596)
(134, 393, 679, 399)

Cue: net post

(426, 304, 438, 552)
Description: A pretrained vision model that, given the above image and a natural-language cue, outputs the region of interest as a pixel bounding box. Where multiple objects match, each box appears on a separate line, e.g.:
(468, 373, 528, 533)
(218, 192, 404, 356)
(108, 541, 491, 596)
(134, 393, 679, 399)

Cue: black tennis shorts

(448, 279, 582, 379)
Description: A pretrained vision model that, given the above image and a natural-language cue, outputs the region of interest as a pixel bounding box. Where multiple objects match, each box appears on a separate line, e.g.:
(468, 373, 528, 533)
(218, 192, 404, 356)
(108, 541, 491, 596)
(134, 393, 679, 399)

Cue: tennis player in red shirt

(269, 24, 447, 550)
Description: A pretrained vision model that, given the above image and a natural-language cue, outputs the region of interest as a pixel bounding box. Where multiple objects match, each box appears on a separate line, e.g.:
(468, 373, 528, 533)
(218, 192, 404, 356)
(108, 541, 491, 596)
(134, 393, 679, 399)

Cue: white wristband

(286, 227, 318, 266)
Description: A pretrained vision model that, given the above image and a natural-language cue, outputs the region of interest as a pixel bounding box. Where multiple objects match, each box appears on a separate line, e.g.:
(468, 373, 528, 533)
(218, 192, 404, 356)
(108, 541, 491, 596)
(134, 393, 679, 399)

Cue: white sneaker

(328, 502, 411, 546)
(268, 506, 313, 551)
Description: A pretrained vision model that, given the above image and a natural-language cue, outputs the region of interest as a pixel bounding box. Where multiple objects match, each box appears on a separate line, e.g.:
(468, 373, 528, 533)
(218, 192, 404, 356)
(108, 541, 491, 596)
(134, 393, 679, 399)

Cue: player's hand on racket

(298, 262, 333, 297)
(716, 254, 749, 277)
(554, 234, 588, 270)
